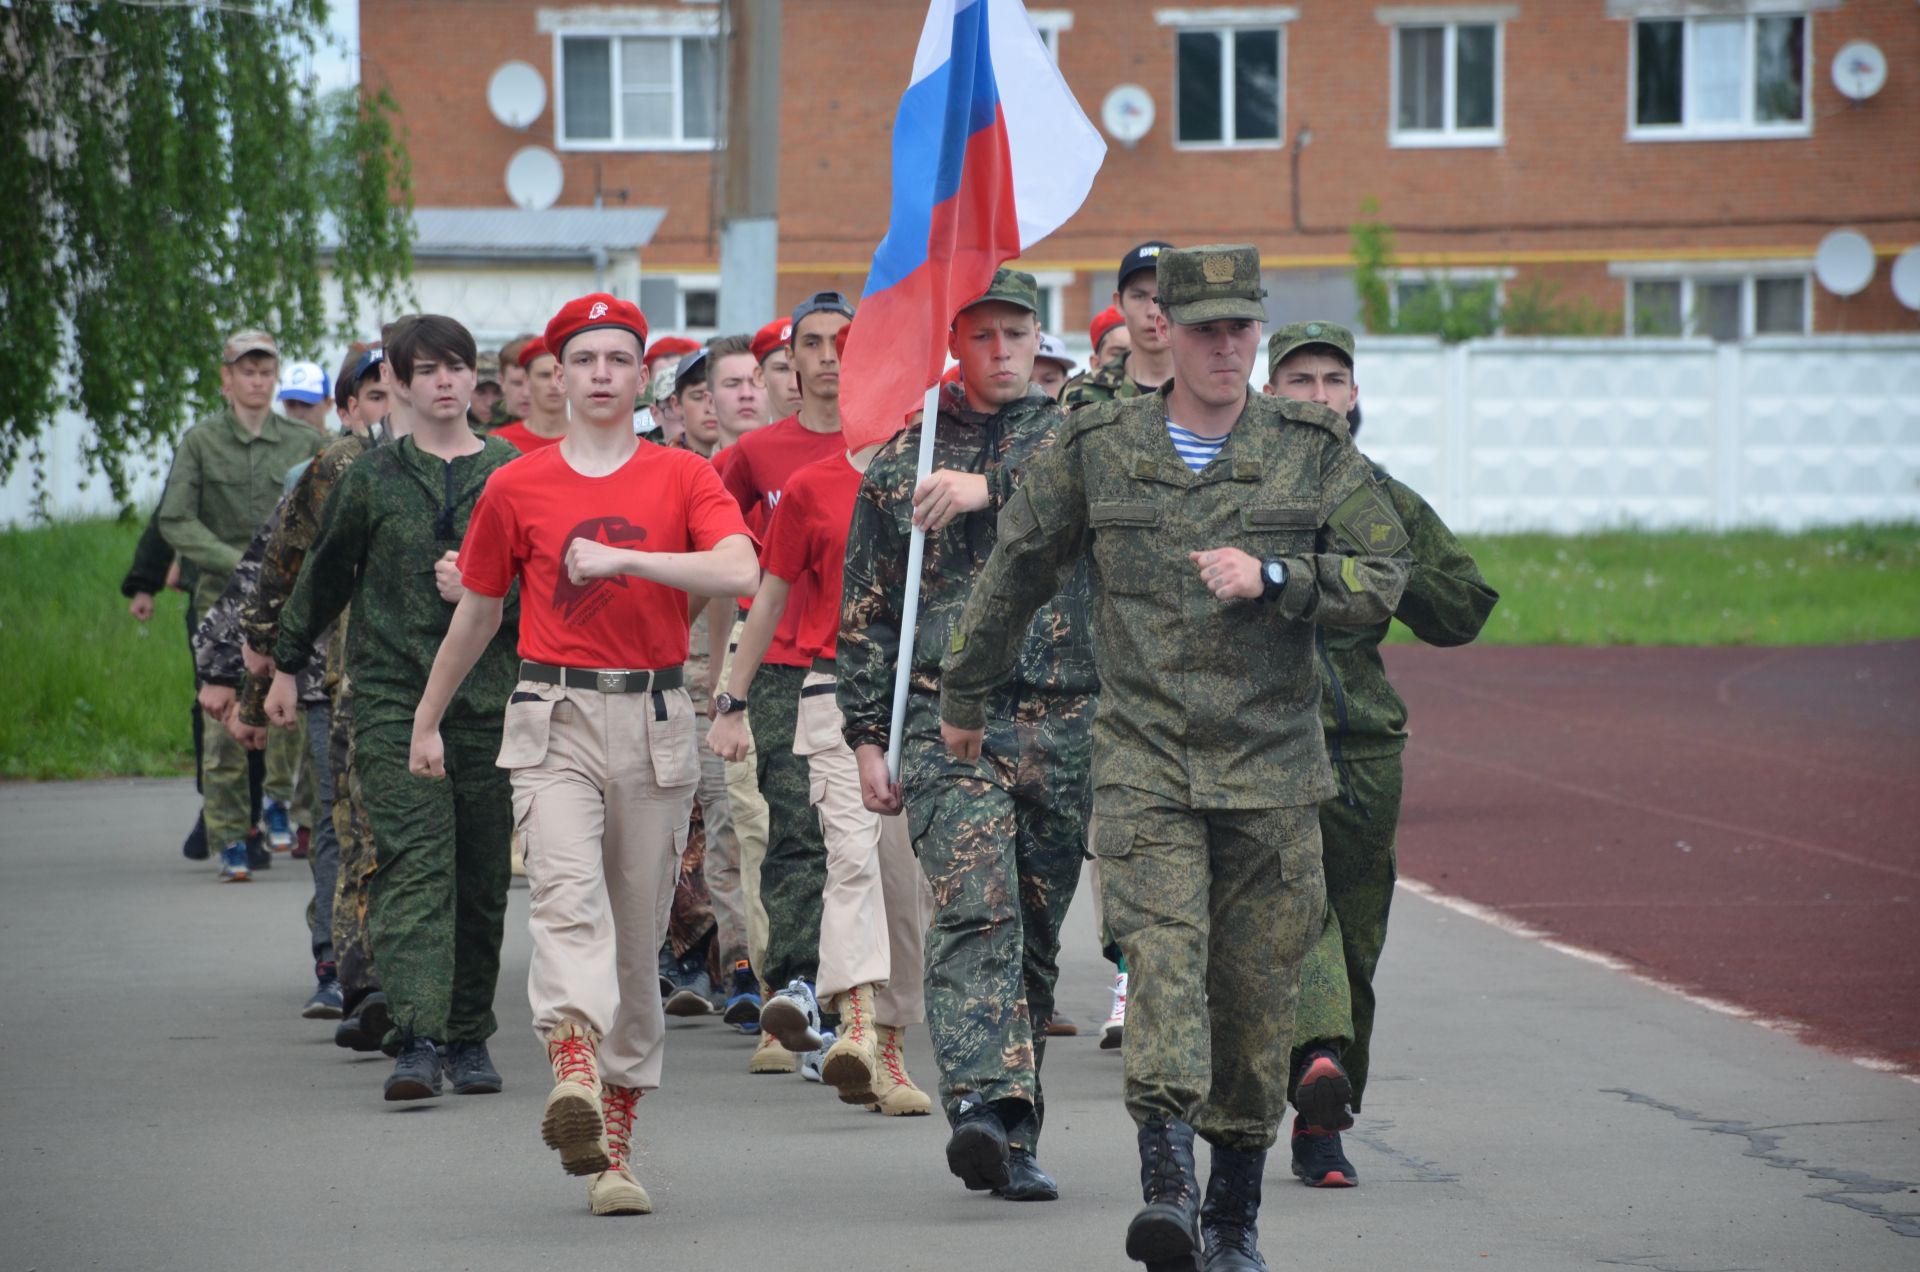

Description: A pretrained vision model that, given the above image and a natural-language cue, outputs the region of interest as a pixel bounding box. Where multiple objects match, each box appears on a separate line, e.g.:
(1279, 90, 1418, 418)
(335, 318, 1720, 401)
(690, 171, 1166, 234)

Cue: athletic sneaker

(446, 1041, 503, 1095)
(1100, 972, 1127, 1050)
(799, 1028, 835, 1083)
(384, 1037, 444, 1101)
(1293, 1047, 1355, 1132)
(262, 797, 293, 851)
(335, 991, 391, 1052)
(1289, 1116, 1357, 1188)
(664, 958, 716, 1017)
(217, 841, 251, 883)
(760, 978, 825, 1053)
(722, 961, 762, 1032)
(302, 962, 344, 1019)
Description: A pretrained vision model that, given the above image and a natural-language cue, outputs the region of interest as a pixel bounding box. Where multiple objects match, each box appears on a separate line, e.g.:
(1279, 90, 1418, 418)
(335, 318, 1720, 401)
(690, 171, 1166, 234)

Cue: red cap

(751, 318, 793, 363)
(1089, 306, 1126, 353)
(644, 335, 700, 365)
(515, 336, 551, 368)
(545, 294, 649, 361)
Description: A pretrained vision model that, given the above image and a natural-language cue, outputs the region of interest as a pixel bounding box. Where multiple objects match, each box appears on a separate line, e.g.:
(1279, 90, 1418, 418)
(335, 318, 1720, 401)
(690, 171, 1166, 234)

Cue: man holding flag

(833, 0, 1104, 1202)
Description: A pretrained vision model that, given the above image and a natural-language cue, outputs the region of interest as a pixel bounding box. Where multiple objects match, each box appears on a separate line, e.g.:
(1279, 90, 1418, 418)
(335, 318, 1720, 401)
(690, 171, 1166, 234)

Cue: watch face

(1265, 561, 1284, 584)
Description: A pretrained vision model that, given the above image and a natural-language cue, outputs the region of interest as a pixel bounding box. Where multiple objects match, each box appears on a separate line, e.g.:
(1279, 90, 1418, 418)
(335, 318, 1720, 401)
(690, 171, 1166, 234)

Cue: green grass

(0, 517, 197, 780)
(1391, 523, 1920, 647)
(3, 519, 1917, 779)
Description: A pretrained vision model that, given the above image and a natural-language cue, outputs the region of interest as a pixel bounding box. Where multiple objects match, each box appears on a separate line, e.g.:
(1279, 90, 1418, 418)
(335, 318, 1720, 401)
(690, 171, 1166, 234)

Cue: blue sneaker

(760, 978, 824, 1052)
(262, 797, 293, 851)
(218, 840, 251, 882)
(722, 960, 762, 1033)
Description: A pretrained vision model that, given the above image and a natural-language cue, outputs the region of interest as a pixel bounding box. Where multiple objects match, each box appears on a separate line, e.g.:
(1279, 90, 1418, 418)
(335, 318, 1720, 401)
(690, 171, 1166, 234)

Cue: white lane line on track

(1396, 876, 1920, 1085)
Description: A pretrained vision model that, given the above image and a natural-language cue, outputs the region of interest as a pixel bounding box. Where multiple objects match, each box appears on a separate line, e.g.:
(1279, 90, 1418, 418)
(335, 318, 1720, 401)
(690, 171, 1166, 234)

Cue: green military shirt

(1319, 464, 1498, 760)
(1059, 349, 1157, 413)
(274, 434, 521, 735)
(157, 404, 327, 612)
(839, 384, 1098, 754)
(941, 385, 1412, 810)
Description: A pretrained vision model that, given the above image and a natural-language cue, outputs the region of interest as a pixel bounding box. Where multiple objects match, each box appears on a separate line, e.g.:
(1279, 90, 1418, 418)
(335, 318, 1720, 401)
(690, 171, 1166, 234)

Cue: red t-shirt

(461, 443, 750, 670)
(760, 453, 862, 662)
(491, 420, 563, 455)
(720, 416, 844, 667)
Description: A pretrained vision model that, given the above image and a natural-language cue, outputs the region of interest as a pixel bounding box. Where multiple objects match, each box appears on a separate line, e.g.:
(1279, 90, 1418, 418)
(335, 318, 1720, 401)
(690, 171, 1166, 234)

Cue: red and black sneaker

(1293, 1047, 1355, 1132)
(1290, 1116, 1358, 1188)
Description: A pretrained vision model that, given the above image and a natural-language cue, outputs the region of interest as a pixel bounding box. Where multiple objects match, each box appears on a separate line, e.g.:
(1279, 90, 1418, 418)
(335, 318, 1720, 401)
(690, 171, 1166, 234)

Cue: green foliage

(0, 2, 413, 512)
(1350, 200, 1620, 340)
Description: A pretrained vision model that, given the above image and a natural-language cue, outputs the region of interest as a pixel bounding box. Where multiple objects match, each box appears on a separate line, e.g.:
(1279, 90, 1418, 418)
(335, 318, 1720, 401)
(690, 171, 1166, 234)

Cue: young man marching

(491, 338, 568, 454)
(273, 316, 521, 1104)
(410, 294, 756, 1217)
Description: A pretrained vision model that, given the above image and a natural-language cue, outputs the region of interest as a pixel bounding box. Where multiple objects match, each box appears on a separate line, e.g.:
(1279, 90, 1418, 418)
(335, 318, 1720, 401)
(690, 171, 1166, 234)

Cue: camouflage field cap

(1155, 245, 1268, 325)
(223, 328, 279, 363)
(959, 267, 1040, 317)
(473, 350, 502, 387)
(1266, 320, 1356, 379)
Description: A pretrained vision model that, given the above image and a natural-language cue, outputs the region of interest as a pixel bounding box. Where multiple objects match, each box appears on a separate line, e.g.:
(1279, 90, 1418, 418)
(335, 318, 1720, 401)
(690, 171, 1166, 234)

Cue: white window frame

(1624, 8, 1814, 143)
(1023, 269, 1075, 335)
(1157, 9, 1296, 151)
(545, 10, 722, 153)
(1612, 260, 1814, 338)
(1385, 15, 1507, 149)
(1029, 9, 1074, 63)
(668, 273, 720, 338)
(1384, 266, 1513, 331)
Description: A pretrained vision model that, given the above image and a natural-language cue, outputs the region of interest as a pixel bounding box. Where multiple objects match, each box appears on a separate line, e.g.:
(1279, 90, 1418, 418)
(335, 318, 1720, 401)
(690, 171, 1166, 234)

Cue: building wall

(363, 0, 1919, 341)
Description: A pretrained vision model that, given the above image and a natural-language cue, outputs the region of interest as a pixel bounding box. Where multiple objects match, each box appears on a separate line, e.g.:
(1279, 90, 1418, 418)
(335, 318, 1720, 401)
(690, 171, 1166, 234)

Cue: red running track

(1385, 640, 1920, 1075)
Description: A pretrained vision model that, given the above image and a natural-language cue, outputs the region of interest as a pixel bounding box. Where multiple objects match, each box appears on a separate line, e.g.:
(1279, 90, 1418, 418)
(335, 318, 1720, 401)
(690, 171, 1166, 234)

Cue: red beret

(644, 335, 700, 365)
(940, 363, 962, 386)
(751, 318, 792, 363)
(515, 336, 551, 368)
(545, 294, 649, 361)
(1089, 306, 1126, 352)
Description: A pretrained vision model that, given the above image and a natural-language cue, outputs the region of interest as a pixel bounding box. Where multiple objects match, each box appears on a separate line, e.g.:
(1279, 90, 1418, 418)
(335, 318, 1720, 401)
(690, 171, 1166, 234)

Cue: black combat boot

(945, 1095, 1011, 1192)
(1125, 1116, 1204, 1271)
(383, 1036, 443, 1101)
(1201, 1144, 1268, 1271)
(997, 1146, 1060, 1201)
(446, 1040, 503, 1095)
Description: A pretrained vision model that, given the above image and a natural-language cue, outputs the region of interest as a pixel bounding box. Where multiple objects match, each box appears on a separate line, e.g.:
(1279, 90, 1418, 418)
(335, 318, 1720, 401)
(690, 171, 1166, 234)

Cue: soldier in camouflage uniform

(273, 317, 521, 1100)
(1263, 321, 1498, 1189)
(1058, 241, 1176, 414)
(941, 247, 1412, 1272)
(840, 269, 1095, 1202)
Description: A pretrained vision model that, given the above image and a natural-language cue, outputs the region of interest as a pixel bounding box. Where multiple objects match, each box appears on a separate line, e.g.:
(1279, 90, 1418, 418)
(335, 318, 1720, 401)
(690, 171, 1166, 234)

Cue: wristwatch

(714, 692, 748, 715)
(1259, 557, 1287, 603)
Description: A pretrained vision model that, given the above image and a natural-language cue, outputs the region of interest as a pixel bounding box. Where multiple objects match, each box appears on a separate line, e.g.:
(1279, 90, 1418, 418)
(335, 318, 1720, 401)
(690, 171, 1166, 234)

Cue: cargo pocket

(791, 680, 842, 760)
(497, 686, 563, 769)
(647, 688, 699, 789)
(1090, 817, 1137, 860)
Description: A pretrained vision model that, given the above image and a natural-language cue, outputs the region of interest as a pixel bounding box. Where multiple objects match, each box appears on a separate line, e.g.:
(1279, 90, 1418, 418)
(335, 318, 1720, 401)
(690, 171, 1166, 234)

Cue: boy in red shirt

(490, 338, 567, 454)
(410, 294, 757, 1217)
(710, 436, 932, 1116)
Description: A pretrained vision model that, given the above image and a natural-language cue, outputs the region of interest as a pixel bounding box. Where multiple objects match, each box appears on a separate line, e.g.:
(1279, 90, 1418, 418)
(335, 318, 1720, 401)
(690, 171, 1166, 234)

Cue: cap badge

(780, 323, 792, 340)
(1202, 256, 1235, 284)
(1306, 322, 1323, 336)
(1142, 246, 1161, 258)
(588, 301, 608, 320)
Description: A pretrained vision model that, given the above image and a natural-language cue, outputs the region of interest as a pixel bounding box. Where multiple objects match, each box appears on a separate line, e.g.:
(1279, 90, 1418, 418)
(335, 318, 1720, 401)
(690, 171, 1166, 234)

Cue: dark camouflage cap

(1267, 320, 1356, 379)
(959, 267, 1040, 317)
(473, 351, 502, 386)
(1155, 244, 1268, 325)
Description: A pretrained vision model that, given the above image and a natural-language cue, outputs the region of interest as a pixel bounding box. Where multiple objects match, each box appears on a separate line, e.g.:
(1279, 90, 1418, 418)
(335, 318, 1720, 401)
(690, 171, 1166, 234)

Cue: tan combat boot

(587, 1085, 653, 1216)
(750, 1030, 798, 1074)
(866, 1024, 932, 1116)
(821, 983, 880, 1105)
(543, 1022, 610, 1175)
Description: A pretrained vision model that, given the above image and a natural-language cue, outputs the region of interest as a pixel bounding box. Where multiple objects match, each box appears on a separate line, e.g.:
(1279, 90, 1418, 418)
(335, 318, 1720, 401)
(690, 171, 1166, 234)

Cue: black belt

(801, 682, 837, 699)
(810, 656, 837, 676)
(519, 660, 685, 693)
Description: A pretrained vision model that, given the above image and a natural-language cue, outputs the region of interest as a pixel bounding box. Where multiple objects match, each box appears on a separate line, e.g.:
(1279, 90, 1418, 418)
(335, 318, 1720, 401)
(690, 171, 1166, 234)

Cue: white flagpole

(885, 381, 944, 781)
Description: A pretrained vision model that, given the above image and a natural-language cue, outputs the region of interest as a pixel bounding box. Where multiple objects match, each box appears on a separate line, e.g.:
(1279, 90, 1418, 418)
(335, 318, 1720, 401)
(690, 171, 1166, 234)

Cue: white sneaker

(760, 978, 825, 1052)
(1100, 972, 1126, 1050)
(799, 1029, 835, 1083)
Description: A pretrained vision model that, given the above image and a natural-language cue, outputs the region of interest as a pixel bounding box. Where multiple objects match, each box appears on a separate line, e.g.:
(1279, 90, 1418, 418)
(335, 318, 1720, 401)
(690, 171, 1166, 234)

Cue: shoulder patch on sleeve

(999, 484, 1040, 542)
(1329, 480, 1411, 557)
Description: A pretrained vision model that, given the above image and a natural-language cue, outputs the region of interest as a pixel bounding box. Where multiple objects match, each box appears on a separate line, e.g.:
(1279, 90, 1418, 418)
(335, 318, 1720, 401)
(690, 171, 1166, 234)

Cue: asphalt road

(2, 778, 1915, 1271)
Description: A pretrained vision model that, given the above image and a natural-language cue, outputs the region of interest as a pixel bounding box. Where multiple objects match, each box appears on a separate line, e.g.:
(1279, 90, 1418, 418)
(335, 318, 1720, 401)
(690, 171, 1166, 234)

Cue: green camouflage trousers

(753, 662, 829, 992)
(901, 689, 1090, 1151)
(353, 723, 511, 1047)
(1289, 753, 1401, 1112)
(328, 692, 381, 1007)
(1093, 787, 1325, 1152)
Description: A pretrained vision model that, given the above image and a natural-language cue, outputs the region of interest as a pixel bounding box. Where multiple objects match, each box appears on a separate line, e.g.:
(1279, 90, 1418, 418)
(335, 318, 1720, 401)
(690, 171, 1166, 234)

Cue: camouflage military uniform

(1289, 464, 1496, 1111)
(1059, 348, 1153, 413)
(275, 435, 522, 1048)
(941, 256, 1412, 1152)
(244, 431, 385, 1006)
(840, 378, 1097, 1150)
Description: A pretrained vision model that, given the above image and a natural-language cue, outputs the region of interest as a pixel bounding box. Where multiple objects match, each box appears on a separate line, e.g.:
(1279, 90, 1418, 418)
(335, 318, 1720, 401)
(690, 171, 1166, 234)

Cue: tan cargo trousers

(718, 618, 772, 980)
(502, 678, 698, 1091)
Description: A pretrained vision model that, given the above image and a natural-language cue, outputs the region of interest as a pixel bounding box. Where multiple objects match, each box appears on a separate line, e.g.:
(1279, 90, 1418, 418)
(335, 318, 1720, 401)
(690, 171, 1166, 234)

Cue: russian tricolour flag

(840, 0, 1106, 450)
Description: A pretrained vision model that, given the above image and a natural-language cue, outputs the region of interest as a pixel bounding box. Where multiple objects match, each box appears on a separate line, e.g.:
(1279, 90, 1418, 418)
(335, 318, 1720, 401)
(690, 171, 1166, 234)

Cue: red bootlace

(548, 1032, 597, 1084)
(880, 1030, 909, 1085)
(602, 1086, 642, 1170)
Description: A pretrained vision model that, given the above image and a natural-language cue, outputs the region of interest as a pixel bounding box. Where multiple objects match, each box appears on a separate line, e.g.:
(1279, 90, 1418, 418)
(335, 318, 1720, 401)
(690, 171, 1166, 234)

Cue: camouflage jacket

(275, 435, 522, 735)
(242, 430, 379, 658)
(192, 500, 328, 708)
(941, 385, 1412, 810)
(1059, 349, 1154, 413)
(1320, 463, 1498, 760)
(839, 384, 1098, 754)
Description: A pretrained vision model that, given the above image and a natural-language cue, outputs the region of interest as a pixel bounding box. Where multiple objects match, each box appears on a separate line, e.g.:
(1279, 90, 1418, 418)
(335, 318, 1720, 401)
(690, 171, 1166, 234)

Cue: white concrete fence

(5, 334, 1918, 533)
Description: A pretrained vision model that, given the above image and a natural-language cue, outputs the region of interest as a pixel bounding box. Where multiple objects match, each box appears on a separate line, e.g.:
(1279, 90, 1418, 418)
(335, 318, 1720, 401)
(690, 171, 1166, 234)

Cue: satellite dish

(1831, 41, 1887, 102)
(487, 61, 548, 128)
(505, 146, 564, 211)
(1891, 247, 1920, 312)
(1814, 230, 1875, 297)
(1101, 84, 1155, 149)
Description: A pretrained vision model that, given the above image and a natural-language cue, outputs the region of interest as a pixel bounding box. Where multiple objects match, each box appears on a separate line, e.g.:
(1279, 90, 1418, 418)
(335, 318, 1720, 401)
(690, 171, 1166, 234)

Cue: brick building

(361, 0, 1919, 344)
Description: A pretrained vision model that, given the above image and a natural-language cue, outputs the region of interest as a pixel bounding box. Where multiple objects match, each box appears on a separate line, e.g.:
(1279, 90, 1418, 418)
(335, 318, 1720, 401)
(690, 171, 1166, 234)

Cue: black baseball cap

(791, 290, 855, 336)
(1117, 241, 1175, 291)
(673, 346, 710, 392)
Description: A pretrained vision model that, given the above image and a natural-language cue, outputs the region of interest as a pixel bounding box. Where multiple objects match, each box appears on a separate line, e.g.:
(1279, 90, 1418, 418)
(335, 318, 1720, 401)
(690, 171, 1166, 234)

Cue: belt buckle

(596, 670, 629, 693)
